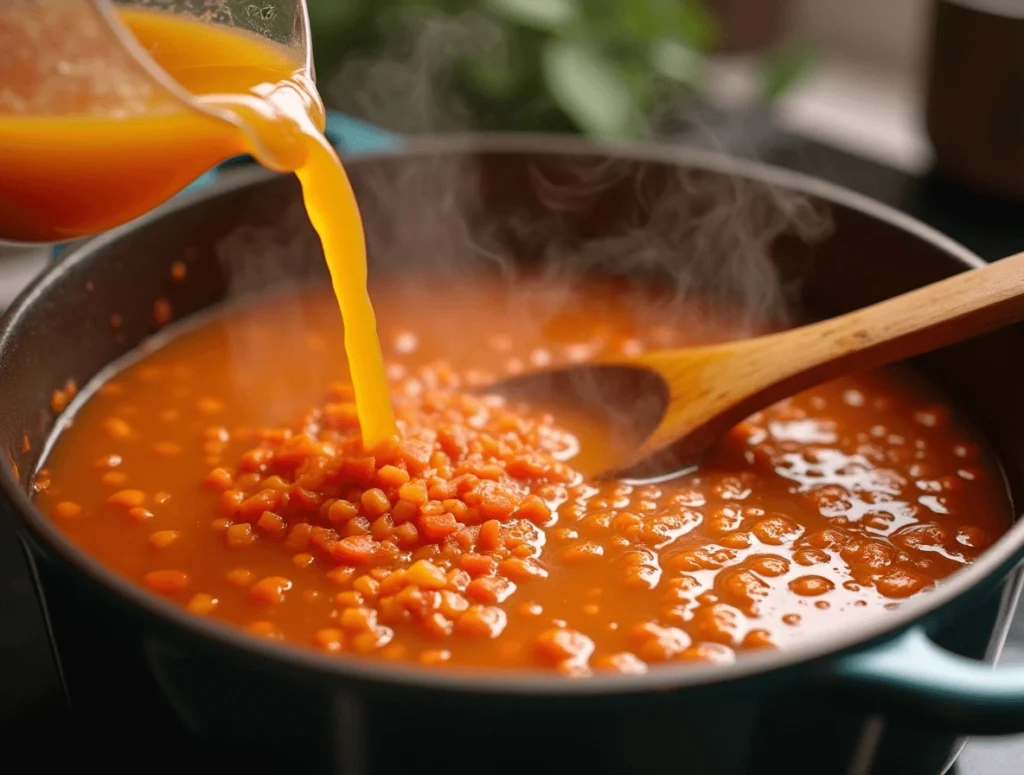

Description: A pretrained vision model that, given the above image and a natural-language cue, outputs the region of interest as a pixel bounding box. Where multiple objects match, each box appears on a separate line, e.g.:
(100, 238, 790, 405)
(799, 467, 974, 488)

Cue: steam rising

(319, 6, 832, 329)
(214, 6, 834, 458)
(326, 8, 508, 135)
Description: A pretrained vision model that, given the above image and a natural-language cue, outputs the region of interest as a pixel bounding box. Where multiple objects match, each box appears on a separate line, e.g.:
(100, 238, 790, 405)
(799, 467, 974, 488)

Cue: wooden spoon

(491, 251, 1024, 478)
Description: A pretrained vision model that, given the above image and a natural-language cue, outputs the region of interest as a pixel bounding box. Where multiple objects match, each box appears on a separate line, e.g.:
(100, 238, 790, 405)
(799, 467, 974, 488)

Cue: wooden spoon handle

(786, 250, 1024, 378)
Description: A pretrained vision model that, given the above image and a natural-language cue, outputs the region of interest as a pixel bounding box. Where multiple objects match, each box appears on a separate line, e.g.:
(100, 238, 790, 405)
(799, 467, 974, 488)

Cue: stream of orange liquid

(0, 9, 397, 447)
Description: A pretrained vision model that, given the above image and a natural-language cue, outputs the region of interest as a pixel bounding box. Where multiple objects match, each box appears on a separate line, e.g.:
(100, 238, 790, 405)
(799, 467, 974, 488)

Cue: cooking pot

(4, 122, 1024, 775)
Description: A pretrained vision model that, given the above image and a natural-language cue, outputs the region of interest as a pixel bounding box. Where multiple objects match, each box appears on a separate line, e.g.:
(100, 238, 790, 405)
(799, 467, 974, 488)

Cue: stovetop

(0, 127, 1023, 772)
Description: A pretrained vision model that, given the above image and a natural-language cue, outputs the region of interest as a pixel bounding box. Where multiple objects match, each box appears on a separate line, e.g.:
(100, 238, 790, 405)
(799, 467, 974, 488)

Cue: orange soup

(34, 277, 1010, 674)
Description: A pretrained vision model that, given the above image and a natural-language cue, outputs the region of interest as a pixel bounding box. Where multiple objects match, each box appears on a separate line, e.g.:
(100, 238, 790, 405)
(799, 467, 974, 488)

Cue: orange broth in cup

(34, 277, 1010, 674)
(2, 6, 396, 446)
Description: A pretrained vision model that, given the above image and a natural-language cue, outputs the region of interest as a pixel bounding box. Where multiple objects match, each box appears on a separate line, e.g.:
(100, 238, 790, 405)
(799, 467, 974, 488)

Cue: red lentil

(247, 621, 282, 639)
(144, 569, 190, 595)
(250, 575, 292, 605)
(197, 397, 225, 415)
(153, 298, 172, 326)
(34, 281, 1010, 676)
(52, 501, 82, 520)
(127, 506, 154, 522)
(187, 593, 218, 615)
(226, 568, 254, 587)
(148, 530, 181, 550)
(313, 627, 345, 652)
(103, 417, 132, 439)
(100, 471, 129, 487)
(50, 379, 77, 414)
(225, 522, 256, 549)
(107, 489, 145, 508)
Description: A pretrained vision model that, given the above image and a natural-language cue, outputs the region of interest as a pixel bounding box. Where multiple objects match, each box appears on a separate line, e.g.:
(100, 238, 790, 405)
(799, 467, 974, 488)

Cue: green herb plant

(306, 0, 815, 140)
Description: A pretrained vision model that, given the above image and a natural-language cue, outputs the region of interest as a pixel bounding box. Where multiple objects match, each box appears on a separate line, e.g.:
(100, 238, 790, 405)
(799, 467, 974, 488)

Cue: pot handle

(165, 112, 400, 195)
(52, 112, 399, 260)
(828, 625, 1024, 734)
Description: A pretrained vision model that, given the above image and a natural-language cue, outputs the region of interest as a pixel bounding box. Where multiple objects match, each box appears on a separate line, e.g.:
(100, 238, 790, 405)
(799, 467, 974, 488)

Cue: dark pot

(925, 0, 1024, 200)
(707, 0, 789, 53)
(3, 130, 1024, 775)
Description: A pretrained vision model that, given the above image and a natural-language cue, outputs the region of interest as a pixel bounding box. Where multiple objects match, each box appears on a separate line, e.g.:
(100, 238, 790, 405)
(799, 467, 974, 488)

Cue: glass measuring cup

(0, 0, 320, 243)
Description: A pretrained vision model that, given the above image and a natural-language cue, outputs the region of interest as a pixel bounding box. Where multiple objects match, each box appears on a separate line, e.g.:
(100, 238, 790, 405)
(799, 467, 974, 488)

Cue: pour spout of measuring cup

(0, 0, 317, 245)
(198, 71, 327, 175)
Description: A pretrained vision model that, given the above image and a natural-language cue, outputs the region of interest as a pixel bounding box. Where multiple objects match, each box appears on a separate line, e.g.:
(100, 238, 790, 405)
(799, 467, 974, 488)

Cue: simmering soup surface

(36, 277, 1009, 674)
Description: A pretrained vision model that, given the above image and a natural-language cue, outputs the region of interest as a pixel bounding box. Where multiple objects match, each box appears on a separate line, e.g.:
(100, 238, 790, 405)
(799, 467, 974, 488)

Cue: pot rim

(3, 131, 1020, 696)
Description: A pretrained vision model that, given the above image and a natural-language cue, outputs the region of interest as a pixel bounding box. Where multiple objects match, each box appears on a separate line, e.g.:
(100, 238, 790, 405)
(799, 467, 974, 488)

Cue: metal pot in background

(925, 0, 1024, 200)
(707, 0, 790, 53)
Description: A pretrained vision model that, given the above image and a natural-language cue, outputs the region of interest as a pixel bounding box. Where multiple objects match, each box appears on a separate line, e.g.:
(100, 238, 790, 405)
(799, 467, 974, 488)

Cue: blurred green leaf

(483, 0, 577, 32)
(569, 11, 626, 53)
(616, 59, 656, 115)
(760, 41, 816, 100)
(306, 0, 363, 30)
(669, 0, 719, 49)
(541, 38, 639, 140)
(458, 54, 518, 100)
(618, 0, 716, 48)
(306, 0, 815, 140)
(649, 38, 704, 89)
(621, 1, 660, 42)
